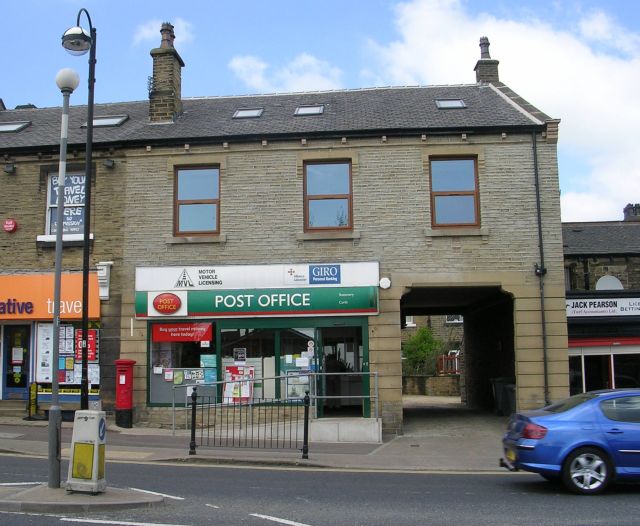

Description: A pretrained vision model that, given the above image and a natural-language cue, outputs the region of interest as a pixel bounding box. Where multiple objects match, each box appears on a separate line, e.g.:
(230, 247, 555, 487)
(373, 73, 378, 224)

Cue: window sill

(296, 231, 361, 241)
(36, 233, 94, 248)
(424, 227, 489, 238)
(167, 234, 227, 244)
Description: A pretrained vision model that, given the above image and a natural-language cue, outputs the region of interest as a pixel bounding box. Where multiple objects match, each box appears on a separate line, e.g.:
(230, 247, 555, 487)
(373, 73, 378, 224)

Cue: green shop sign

(136, 286, 379, 318)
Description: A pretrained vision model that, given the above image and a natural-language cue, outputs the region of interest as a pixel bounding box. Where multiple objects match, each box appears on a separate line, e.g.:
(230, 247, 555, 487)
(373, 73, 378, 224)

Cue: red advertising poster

(223, 365, 254, 403)
(75, 329, 98, 361)
(152, 322, 213, 342)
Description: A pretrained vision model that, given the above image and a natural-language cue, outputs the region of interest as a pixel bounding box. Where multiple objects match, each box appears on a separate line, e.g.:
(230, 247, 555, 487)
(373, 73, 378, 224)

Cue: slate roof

(0, 84, 545, 153)
(562, 222, 640, 256)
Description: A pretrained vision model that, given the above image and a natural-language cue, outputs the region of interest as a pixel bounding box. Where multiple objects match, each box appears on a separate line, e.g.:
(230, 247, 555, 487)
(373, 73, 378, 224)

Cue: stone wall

(403, 375, 460, 396)
(116, 132, 566, 430)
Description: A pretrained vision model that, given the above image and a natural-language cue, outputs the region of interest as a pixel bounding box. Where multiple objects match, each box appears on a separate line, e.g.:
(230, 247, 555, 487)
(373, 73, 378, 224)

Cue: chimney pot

(149, 22, 185, 122)
(479, 36, 491, 58)
(623, 203, 640, 221)
(160, 23, 175, 49)
(474, 36, 500, 84)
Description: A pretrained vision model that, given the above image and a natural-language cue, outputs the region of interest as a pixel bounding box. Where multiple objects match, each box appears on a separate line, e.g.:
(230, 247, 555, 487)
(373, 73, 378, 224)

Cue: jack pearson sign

(566, 298, 640, 318)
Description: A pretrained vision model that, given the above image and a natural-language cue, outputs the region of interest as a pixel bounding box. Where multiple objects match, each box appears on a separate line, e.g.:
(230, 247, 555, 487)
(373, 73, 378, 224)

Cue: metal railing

(172, 371, 379, 456)
(437, 355, 460, 375)
(307, 371, 379, 419)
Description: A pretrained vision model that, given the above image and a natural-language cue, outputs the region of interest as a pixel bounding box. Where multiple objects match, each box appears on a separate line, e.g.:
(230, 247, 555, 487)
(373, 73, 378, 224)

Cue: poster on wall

(35, 322, 101, 388)
(75, 329, 98, 361)
(223, 365, 254, 403)
(36, 323, 54, 382)
(233, 348, 247, 364)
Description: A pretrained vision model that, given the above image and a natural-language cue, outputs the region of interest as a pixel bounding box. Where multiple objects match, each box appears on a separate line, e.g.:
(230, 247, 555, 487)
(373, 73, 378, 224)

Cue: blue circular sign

(98, 417, 106, 441)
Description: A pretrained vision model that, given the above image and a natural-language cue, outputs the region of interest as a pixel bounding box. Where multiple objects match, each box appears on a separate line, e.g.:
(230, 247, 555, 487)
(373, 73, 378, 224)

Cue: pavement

(0, 396, 509, 513)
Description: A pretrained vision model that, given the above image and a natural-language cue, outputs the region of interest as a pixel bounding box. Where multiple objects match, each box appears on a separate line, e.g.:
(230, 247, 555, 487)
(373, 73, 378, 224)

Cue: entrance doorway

(320, 326, 365, 416)
(2, 325, 31, 400)
(569, 347, 640, 395)
(401, 286, 515, 412)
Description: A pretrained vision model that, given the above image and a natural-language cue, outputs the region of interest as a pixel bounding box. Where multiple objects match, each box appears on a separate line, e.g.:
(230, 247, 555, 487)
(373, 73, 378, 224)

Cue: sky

(3, 0, 640, 222)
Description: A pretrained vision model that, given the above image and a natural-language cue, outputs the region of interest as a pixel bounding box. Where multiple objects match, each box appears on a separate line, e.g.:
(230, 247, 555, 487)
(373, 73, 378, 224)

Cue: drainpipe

(532, 131, 551, 405)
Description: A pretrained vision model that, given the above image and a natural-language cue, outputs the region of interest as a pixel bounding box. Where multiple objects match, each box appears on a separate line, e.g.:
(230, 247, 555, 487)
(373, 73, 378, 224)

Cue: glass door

(584, 354, 612, 391)
(2, 325, 31, 400)
(320, 326, 364, 416)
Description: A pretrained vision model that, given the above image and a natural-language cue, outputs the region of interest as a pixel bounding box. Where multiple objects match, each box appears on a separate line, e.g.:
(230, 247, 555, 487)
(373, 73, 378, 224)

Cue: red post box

(115, 359, 136, 428)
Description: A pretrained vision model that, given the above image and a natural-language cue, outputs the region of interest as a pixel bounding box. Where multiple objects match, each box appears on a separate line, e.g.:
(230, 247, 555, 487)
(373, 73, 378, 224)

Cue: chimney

(474, 36, 499, 84)
(149, 22, 185, 123)
(624, 203, 640, 222)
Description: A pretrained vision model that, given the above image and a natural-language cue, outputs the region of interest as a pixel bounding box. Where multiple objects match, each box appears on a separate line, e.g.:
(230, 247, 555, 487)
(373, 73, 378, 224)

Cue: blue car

(500, 389, 640, 494)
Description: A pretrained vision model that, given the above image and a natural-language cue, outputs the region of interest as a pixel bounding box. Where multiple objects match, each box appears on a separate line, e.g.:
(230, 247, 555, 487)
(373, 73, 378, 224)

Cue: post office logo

(152, 293, 182, 314)
(175, 269, 195, 288)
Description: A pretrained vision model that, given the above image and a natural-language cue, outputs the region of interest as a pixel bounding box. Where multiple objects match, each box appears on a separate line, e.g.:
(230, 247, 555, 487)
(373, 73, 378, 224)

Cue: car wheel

(561, 447, 612, 495)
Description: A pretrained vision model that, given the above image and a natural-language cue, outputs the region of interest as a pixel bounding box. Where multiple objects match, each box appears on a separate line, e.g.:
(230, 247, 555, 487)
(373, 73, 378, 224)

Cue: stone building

(0, 26, 567, 433)
(564, 204, 640, 394)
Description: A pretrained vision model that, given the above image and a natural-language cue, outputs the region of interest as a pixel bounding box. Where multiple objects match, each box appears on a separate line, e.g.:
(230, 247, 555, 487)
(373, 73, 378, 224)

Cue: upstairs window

(295, 105, 324, 116)
(83, 115, 128, 128)
(430, 157, 479, 227)
(45, 171, 87, 236)
(233, 108, 263, 118)
(435, 99, 466, 109)
(0, 121, 30, 132)
(304, 161, 352, 230)
(175, 166, 220, 235)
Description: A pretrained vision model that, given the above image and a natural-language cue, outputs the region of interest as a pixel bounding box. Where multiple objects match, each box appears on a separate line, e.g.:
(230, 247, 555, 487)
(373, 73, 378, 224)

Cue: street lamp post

(62, 8, 97, 410)
(49, 68, 80, 489)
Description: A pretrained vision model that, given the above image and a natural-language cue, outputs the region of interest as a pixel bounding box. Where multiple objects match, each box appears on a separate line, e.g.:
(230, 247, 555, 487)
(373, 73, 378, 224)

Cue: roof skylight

(435, 99, 466, 109)
(0, 121, 30, 133)
(83, 115, 129, 128)
(295, 104, 324, 116)
(233, 108, 264, 118)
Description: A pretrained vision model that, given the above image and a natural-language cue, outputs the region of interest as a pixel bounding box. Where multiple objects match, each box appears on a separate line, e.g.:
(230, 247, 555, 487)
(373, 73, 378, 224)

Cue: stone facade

(113, 133, 567, 430)
(565, 255, 640, 292)
(0, 155, 126, 407)
(0, 31, 567, 435)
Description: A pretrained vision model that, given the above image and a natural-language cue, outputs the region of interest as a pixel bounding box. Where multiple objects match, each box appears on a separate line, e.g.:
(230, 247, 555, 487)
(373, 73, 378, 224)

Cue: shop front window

(569, 355, 583, 395)
(221, 328, 276, 399)
(614, 354, 640, 388)
(149, 322, 215, 404)
(584, 354, 612, 391)
(280, 328, 314, 399)
(570, 352, 640, 394)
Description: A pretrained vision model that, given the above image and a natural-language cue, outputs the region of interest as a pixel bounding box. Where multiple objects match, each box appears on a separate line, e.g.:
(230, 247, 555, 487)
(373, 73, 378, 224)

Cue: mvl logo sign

(175, 269, 195, 288)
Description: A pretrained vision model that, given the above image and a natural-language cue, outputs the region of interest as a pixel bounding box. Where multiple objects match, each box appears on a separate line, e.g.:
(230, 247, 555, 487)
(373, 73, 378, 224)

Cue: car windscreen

(543, 392, 598, 413)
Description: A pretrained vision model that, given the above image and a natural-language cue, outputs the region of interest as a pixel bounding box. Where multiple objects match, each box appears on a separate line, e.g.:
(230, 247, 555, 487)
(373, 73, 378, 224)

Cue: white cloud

(369, 0, 640, 221)
(578, 10, 640, 56)
(133, 20, 161, 46)
(229, 53, 342, 93)
(133, 17, 194, 47)
(228, 56, 271, 92)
